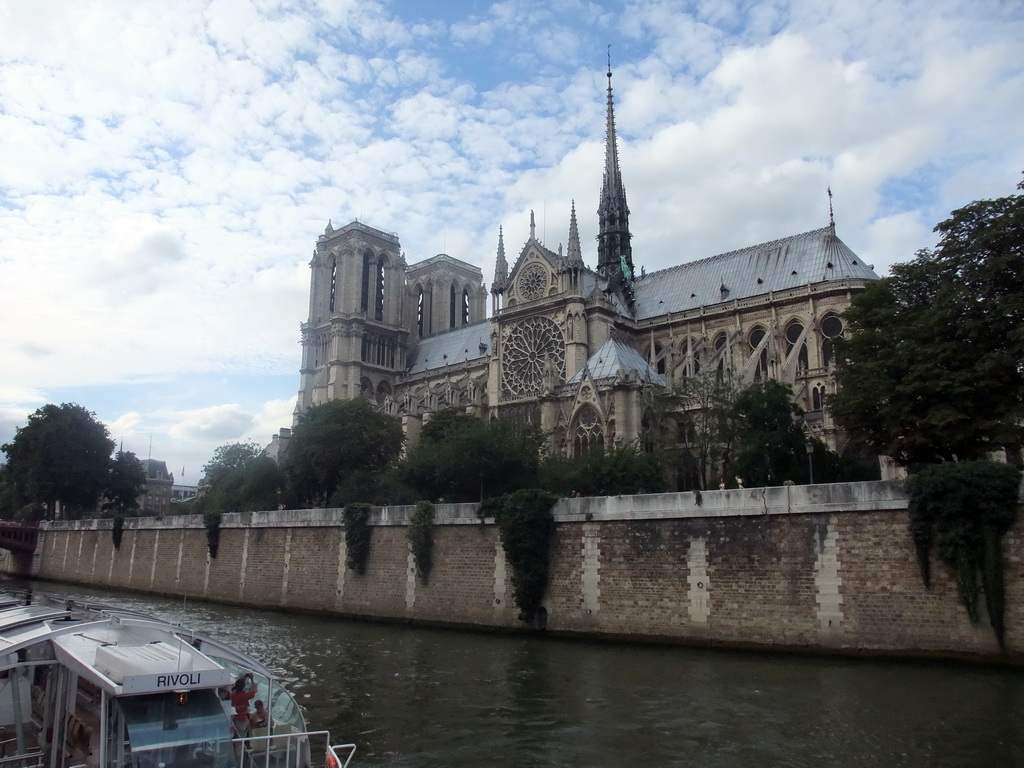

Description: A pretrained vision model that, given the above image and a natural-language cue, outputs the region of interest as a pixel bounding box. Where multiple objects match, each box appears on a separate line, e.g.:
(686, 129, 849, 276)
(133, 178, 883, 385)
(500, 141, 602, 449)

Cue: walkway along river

(5, 578, 1022, 767)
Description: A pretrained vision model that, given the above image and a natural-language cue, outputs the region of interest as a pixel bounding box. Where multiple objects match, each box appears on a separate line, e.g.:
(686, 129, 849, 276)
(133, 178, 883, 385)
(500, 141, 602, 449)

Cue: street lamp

(805, 440, 815, 485)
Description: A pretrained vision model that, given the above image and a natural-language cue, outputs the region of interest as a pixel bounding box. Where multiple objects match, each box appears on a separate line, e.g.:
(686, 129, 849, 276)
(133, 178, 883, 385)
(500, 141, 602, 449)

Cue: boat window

(119, 691, 233, 768)
(211, 660, 306, 734)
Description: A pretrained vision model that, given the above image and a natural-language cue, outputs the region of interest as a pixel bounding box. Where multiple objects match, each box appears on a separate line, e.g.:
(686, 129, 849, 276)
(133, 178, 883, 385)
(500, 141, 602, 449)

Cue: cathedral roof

(407, 322, 490, 374)
(632, 226, 878, 319)
(567, 337, 666, 387)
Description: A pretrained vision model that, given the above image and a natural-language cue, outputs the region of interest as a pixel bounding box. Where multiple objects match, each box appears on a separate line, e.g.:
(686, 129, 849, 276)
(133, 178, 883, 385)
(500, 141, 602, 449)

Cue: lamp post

(805, 440, 815, 485)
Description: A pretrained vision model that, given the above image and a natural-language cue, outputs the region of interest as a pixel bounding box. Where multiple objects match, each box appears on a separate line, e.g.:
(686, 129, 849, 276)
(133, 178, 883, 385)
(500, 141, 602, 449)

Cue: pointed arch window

(416, 287, 425, 337)
(328, 258, 337, 313)
(449, 283, 457, 328)
(714, 332, 728, 378)
(647, 342, 667, 375)
(749, 326, 768, 381)
(360, 252, 372, 313)
(462, 288, 470, 325)
(375, 258, 386, 321)
(785, 320, 809, 371)
(573, 406, 604, 456)
(820, 314, 843, 367)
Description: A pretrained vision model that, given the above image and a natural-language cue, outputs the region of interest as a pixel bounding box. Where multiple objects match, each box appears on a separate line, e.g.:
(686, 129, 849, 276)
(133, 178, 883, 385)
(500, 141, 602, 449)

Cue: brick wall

(12, 482, 1022, 663)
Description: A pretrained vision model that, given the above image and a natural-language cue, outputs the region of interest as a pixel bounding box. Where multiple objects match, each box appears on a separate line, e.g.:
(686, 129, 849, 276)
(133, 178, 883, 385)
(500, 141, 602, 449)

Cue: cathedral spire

(492, 226, 508, 293)
(596, 51, 633, 298)
(827, 185, 836, 234)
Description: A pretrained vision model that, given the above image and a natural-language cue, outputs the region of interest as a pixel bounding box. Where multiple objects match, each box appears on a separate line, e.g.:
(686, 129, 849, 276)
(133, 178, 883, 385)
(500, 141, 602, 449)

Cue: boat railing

(0, 753, 44, 768)
(235, 728, 355, 768)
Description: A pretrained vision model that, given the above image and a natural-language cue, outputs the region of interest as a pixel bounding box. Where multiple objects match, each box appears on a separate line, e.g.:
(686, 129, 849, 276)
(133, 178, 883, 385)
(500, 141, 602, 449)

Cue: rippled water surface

(8, 579, 1023, 767)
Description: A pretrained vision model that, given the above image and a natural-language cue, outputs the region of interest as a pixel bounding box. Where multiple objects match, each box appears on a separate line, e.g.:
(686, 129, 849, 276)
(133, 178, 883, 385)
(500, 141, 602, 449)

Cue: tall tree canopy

(1, 403, 115, 518)
(401, 409, 546, 502)
(202, 441, 263, 487)
(830, 182, 1024, 466)
(731, 380, 810, 486)
(539, 442, 666, 498)
(664, 369, 743, 489)
(103, 449, 146, 516)
(286, 399, 404, 506)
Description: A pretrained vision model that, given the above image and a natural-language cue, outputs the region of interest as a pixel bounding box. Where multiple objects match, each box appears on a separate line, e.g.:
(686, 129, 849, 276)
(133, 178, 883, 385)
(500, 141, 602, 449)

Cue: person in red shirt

(229, 673, 257, 736)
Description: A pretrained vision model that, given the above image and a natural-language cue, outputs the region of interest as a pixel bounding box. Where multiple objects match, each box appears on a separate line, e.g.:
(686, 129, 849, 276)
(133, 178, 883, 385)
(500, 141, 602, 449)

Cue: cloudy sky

(1, 0, 1021, 483)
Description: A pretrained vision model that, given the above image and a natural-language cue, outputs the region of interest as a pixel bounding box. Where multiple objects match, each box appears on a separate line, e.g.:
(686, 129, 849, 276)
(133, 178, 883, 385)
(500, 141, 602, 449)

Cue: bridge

(0, 522, 39, 554)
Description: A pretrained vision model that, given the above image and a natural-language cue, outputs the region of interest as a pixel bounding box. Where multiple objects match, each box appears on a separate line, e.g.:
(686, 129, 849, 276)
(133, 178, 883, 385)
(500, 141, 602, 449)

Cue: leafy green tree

(830, 182, 1024, 466)
(287, 399, 404, 506)
(202, 441, 263, 487)
(731, 380, 811, 486)
(201, 456, 286, 513)
(102, 449, 146, 516)
(1, 403, 115, 518)
(400, 410, 545, 502)
(539, 442, 666, 497)
(665, 369, 743, 489)
(0, 463, 17, 516)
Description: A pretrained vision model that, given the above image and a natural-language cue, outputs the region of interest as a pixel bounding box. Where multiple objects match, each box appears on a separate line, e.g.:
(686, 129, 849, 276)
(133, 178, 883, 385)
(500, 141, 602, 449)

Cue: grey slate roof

(567, 337, 667, 387)
(407, 322, 490, 374)
(632, 226, 878, 319)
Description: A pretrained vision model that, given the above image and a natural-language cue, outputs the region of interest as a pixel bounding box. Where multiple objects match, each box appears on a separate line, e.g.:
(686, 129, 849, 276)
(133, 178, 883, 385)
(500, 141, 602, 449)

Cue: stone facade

(13, 482, 1023, 664)
(280, 69, 879, 472)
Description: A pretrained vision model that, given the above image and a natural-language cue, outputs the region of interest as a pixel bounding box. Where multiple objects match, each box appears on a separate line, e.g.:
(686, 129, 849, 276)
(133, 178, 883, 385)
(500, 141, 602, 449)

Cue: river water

(6, 579, 1023, 767)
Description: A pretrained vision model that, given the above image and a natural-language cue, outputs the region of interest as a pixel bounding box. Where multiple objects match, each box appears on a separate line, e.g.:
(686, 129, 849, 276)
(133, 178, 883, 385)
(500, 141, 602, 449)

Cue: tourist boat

(0, 590, 355, 768)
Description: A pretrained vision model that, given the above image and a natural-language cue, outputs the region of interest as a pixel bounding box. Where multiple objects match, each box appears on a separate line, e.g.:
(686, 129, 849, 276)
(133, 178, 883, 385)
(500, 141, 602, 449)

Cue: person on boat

(230, 672, 257, 735)
(249, 700, 270, 730)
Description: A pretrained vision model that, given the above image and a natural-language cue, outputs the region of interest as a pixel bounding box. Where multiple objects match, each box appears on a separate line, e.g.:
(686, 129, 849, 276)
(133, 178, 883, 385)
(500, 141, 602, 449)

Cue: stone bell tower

(297, 220, 409, 413)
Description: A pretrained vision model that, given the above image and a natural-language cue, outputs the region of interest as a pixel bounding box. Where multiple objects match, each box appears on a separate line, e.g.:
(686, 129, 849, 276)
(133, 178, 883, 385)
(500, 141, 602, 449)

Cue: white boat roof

(0, 593, 272, 697)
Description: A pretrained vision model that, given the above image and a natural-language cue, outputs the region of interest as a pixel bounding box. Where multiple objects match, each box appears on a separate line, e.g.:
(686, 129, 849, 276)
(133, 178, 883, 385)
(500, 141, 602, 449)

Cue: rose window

(517, 262, 548, 301)
(500, 316, 565, 401)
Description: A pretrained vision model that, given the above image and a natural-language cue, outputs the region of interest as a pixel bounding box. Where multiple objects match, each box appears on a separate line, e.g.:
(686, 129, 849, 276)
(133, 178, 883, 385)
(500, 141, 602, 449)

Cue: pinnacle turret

(566, 200, 584, 266)
(492, 226, 508, 293)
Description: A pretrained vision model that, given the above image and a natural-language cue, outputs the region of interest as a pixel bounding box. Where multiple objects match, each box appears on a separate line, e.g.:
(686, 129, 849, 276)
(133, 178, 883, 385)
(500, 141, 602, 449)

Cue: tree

(200, 456, 287, 513)
(731, 380, 810, 486)
(103, 450, 146, 516)
(665, 369, 743, 489)
(1, 403, 115, 518)
(202, 441, 263, 487)
(830, 182, 1024, 466)
(286, 399, 404, 506)
(401, 409, 545, 502)
(539, 442, 666, 497)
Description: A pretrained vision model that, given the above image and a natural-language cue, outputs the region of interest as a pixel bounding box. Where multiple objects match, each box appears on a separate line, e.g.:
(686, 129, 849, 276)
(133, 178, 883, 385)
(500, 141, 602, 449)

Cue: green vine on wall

(480, 489, 558, 622)
(907, 461, 1020, 649)
(111, 514, 124, 550)
(343, 503, 372, 575)
(408, 500, 435, 585)
(204, 511, 222, 559)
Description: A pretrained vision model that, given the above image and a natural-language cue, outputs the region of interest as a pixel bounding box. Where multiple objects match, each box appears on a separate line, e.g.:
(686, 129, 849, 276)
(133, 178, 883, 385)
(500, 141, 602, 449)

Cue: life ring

(326, 751, 339, 768)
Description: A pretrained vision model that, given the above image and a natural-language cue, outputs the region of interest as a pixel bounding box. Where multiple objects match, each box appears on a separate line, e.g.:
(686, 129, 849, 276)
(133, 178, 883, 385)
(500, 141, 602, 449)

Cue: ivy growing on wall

(907, 461, 1020, 648)
(343, 503, 372, 574)
(204, 511, 222, 559)
(408, 500, 434, 585)
(111, 514, 124, 550)
(480, 489, 558, 622)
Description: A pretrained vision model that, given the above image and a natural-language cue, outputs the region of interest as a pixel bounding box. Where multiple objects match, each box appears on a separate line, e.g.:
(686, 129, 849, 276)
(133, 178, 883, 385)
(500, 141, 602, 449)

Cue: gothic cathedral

(276, 66, 879, 476)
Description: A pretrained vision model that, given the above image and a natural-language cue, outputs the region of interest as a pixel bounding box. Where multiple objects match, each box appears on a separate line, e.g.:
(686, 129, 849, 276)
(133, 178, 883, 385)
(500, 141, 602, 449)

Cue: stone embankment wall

(7, 481, 1023, 663)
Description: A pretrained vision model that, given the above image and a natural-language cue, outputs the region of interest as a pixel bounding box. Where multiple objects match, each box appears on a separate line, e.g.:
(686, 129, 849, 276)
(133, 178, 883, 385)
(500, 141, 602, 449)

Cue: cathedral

(273, 66, 879, 475)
